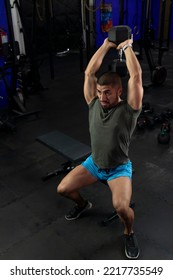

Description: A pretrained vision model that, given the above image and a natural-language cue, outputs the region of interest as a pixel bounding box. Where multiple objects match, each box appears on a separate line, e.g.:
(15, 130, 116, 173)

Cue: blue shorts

(81, 155, 132, 181)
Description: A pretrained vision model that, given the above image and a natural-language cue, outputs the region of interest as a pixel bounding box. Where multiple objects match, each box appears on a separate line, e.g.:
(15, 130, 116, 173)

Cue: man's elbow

(85, 67, 95, 77)
(130, 71, 142, 84)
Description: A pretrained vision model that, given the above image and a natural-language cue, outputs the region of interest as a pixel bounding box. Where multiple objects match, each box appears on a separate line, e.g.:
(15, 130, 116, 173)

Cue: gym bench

(36, 130, 91, 181)
(36, 130, 135, 226)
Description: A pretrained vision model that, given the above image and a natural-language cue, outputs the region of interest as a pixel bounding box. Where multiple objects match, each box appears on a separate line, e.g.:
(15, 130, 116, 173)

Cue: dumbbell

(152, 66, 167, 85)
(108, 25, 132, 77)
(108, 25, 132, 45)
(157, 121, 171, 144)
(137, 116, 147, 130)
(110, 58, 127, 77)
(161, 108, 173, 120)
(142, 102, 154, 114)
(137, 116, 155, 130)
(153, 113, 164, 124)
(152, 109, 173, 126)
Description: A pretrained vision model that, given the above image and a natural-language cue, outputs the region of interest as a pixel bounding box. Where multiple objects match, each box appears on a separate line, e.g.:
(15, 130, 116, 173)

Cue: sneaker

(65, 201, 92, 221)
(124, 233, 140, 259)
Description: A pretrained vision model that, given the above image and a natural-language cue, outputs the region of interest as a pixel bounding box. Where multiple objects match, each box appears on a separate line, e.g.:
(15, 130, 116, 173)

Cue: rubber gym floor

(0, 44, 173, 260)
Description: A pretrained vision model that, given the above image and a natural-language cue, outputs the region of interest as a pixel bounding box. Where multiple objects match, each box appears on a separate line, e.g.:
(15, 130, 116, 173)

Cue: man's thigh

(59, 164, 98, 192)
(107, 177, 132, 206)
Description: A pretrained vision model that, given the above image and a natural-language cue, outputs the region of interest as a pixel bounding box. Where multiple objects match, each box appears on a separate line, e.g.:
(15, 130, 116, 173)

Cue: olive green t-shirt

(89, 98, 141, 169)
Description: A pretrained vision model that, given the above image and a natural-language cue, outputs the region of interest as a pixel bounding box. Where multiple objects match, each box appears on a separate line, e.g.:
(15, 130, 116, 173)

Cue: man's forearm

(124, 46, 142, 78)
(121, 43, 143, 109)
(85, 39, 115, 76)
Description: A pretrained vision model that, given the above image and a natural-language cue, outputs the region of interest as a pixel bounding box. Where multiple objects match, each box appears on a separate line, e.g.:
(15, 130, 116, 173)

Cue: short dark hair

(97, 71, 122, 87)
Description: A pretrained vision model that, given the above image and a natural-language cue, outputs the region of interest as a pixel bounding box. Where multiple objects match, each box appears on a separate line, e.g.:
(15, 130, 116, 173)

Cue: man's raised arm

(84, 38, 116, 104)
(117, 39, 143, 110)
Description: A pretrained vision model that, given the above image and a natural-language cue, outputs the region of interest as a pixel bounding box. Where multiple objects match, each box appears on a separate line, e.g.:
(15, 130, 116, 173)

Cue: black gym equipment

(137, 102, 154, 130)
(139, 0, 172, 86)
(0, 0, 40, 131)
(136, 101, 173, 146)
(157, 121, 171, 144)
(157, 108, 173, 144)
(108, 25, 132, 77)
(36, 130, 91, 181)
(29, 0, 55, 83)
(108, 25, 132, 45)
(119, 0, 128, 25)
(110, 56, 127, 77)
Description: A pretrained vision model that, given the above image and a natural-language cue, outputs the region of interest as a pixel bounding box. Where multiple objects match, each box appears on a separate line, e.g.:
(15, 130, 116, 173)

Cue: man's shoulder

(88, 97, 99, 108)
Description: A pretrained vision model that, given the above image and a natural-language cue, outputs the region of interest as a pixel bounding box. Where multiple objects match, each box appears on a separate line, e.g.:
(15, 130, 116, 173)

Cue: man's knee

(114, 200, 130, 219)
(57, 180, 68, 195)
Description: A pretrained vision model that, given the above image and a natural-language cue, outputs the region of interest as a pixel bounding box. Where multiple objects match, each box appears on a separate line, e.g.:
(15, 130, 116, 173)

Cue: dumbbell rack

(137, 102, 173, 144)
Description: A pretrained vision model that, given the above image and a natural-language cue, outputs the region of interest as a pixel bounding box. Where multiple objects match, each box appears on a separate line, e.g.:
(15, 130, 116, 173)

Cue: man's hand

(116, 37, 133, 50)
(104, 36, 133, 50)
(103, 38, 117, 49)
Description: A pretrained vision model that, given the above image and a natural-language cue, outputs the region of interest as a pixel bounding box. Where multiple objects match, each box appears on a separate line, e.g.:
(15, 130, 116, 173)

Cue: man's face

(97, 84, 122, 109)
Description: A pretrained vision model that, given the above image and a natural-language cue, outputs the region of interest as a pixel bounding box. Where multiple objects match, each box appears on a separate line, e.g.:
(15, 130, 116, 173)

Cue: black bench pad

(36, 130, 91, 162)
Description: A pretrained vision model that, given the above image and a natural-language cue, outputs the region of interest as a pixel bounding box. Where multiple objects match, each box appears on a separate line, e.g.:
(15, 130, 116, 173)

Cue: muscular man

(57, 36, 143, 259)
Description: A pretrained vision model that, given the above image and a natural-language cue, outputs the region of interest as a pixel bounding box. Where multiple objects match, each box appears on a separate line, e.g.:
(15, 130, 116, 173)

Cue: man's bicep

(84, 74, 97, 104)
(127, 77, 143, 110)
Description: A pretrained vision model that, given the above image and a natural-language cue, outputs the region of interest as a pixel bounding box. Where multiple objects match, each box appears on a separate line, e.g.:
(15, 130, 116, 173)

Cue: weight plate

(152, 66, 167, 85)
